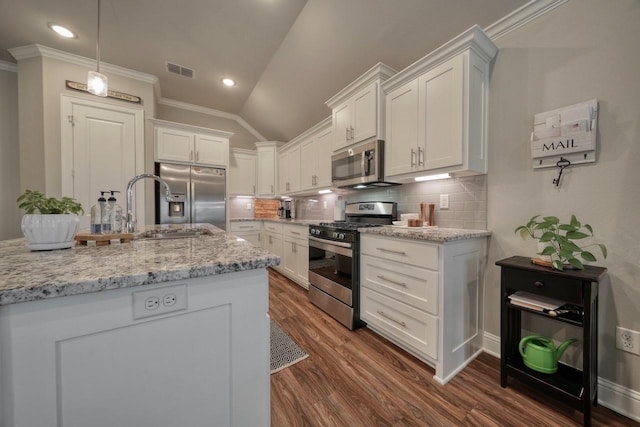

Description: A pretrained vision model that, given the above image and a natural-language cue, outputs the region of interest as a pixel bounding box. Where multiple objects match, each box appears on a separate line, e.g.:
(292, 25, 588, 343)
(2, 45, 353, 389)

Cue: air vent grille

(166, 62, 195, 78)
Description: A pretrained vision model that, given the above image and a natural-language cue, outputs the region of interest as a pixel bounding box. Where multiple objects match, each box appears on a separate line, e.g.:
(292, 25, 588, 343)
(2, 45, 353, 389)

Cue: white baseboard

(483, 332, 640, 422)
(598, 377, 640, 423)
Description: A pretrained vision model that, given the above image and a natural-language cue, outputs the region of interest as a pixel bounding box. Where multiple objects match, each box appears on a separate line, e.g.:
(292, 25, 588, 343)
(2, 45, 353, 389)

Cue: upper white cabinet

(255, 142, 281, 197)
(278, 145, 301, 195)
(325, 63, 396, 152)
(299, 117, 332, 191)
(382, 26, 498, 180)
(152, 119, 232, 167)
(229, 148, 256, 196)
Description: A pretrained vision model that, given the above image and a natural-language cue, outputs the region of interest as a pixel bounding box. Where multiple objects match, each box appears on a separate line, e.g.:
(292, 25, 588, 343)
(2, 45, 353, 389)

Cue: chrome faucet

(126, 174, 173, 233)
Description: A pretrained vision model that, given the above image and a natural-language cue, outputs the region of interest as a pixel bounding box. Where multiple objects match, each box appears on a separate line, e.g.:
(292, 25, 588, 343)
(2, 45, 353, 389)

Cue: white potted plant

(17, 189, 84, 251)
(515, 214, 607, 271)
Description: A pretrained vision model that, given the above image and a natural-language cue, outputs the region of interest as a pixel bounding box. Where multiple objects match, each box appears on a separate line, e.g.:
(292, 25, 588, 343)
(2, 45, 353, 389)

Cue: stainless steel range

(308, 202, 397, 329)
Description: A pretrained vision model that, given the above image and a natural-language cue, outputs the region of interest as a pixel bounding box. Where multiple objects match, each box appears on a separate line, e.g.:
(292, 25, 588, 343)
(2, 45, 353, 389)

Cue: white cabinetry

(360, 233, 487, 384)
(229, 149, 256, 196)
(299, 117, 333, 191)
(261, 222, 284, 272)
(255, 142, 281, 197)
(326, 63, 396, 152)
(0, 271, 270, 427)
(230, 221, 261, 246)
(153, 119, 232, 167)
(383, 26, 497, 180)
(281, 224, 309, 288)
(278, 145, 301, 195)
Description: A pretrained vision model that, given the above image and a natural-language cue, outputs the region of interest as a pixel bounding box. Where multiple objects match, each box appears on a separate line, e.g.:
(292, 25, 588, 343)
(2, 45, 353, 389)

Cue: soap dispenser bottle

(91, 191, 111, 234)
(108, 190, 123, 233)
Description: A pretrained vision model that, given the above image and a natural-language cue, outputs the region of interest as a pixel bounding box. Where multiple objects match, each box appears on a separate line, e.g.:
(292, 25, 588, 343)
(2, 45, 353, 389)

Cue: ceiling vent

(166, 62, 195, 78)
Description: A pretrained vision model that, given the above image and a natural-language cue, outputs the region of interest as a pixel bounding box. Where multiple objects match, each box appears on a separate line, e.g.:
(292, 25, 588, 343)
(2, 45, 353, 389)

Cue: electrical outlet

(133, 284, 188, 320)
(440, 194, 449, 209)
(246, 203, 252, 210)
(616, 326, 640, 355)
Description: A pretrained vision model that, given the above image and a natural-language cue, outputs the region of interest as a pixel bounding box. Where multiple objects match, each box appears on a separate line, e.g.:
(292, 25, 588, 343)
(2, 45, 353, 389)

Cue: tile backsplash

(229, 175, 487, 230)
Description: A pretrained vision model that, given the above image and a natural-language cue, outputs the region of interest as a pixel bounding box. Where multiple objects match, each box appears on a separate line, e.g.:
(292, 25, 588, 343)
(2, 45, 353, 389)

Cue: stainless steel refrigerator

(155, 163, 226, 230)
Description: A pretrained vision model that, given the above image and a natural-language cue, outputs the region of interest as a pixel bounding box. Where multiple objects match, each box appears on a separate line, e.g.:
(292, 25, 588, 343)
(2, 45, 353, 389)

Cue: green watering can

(519, 335, 577, 374)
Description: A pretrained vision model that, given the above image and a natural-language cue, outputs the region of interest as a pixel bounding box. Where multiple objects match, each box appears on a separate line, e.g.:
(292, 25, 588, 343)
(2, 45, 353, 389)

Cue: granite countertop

(0, 224, 280, 307)
(232, 218, 318, 225)
(359, 226, 491, 243)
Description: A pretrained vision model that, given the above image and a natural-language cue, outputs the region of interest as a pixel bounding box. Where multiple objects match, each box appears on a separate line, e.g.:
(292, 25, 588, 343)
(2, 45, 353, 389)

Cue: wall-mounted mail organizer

(530, 99, 598, 169)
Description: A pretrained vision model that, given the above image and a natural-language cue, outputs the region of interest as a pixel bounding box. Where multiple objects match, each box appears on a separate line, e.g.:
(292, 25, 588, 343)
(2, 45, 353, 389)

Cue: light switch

(246, 203, 252, 210)
(440, 194, 449, 209)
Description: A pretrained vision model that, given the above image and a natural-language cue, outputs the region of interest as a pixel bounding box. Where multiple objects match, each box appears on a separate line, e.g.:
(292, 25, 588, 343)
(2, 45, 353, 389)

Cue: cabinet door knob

(534, 281, 544, 288)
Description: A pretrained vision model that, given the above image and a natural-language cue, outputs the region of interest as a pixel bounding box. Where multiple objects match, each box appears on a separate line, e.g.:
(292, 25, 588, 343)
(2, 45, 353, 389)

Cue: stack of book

(508, 291, 565, 314)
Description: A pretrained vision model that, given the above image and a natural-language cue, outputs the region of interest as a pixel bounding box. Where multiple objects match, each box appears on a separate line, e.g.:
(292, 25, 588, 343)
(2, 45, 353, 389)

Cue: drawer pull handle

(377, 275, 407, 288)
(376, 247, 406, 256)
(238, 226, 253, 229)
(534, 281, 544, 288)
(377, 310, 406, 328)
(291, 231, 301, 235)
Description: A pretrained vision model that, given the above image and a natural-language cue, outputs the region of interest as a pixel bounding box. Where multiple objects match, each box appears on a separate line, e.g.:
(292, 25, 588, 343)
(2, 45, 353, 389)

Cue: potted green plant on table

(515, 215, 607, 271)
(17, 189, 84, 251)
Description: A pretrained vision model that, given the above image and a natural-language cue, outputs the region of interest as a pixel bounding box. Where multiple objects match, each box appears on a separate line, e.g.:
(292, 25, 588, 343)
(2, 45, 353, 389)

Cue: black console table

(496, 256, 607, 426)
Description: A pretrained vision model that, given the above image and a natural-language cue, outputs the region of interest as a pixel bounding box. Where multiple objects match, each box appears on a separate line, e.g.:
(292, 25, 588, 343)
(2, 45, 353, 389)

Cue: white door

(385, 79, 419, 177)
(351, 82, 377, 143)
(61, 95, 144, 230)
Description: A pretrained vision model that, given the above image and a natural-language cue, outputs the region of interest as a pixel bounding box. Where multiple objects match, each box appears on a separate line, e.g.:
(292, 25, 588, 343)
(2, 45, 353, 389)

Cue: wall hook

(553, 157, 571, 187)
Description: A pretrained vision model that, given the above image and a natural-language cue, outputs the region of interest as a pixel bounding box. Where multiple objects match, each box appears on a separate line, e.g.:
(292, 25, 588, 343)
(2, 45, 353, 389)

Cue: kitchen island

(0, 224, 279, 427)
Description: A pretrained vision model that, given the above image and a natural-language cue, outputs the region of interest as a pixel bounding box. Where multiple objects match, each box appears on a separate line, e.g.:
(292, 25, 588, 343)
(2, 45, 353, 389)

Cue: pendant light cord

(96, 0, 101, 73)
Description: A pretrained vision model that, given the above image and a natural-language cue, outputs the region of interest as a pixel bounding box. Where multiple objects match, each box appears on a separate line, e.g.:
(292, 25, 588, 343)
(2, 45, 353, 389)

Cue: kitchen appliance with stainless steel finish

(331, 139, 399, 189)
(155, 163, 226, 230)
(308, 201, 397, 329)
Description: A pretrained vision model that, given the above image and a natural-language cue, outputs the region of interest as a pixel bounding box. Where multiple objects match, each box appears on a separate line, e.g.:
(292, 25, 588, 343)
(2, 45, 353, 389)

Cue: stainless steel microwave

(331, 140, 399, 189)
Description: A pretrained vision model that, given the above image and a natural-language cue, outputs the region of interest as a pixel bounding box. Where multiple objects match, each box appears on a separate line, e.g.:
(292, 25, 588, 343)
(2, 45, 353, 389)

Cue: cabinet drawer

(502, 268, 583, 305)
(283, 224, 308, 239)
(361, 288, 438, 360)
(230, 221, 261, 232)
(361, 255, 438, 315)
(361, 234, 438, 270)
(262, 222, 283, 234)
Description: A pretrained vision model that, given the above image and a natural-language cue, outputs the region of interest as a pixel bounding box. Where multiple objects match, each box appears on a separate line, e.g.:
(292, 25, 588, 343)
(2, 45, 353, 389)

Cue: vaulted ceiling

(0, 0, 528, 142)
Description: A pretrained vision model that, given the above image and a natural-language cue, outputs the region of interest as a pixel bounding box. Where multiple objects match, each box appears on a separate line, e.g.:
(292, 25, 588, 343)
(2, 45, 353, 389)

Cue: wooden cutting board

(75, 233, 134, 246)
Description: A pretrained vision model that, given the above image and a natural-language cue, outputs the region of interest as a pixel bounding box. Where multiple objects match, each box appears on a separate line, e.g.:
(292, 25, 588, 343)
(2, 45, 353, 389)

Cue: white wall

(486, 0, 640, 395)
(0, 67, 21, 240)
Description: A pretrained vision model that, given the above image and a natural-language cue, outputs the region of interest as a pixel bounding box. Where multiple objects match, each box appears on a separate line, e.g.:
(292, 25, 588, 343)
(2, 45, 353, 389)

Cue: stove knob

(338, 233, 345, 240)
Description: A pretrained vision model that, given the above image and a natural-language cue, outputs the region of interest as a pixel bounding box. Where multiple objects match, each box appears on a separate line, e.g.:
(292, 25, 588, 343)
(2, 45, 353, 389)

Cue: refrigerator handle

(191, 181, 196, 223)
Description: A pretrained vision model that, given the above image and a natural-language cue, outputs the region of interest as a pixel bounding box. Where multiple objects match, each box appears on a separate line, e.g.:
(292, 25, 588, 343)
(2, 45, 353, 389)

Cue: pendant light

(87, 0, 108, 97)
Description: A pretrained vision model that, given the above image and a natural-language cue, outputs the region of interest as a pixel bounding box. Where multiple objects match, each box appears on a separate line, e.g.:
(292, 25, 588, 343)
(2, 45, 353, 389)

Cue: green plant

(515, 215, 607, 270)
(17, 189, 84, 215)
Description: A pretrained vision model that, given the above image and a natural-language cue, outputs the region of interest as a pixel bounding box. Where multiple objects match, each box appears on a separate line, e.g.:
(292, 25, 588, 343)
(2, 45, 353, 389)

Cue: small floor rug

(270, 319, 308, 374)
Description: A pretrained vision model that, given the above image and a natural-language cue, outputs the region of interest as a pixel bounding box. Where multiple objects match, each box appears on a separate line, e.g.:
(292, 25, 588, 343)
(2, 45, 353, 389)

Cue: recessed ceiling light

(48, 23, 76, 39)
(222, 78, 236, 87)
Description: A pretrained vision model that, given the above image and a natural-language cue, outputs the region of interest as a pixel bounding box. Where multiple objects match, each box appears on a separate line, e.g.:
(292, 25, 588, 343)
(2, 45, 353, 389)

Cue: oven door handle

(309, 236, 352, 250)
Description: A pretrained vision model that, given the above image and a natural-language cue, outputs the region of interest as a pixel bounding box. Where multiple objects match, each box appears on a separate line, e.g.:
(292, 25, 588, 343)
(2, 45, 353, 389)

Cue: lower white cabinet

(230, 221, 261, 246)
(360, 233, 487, 384)
(261, 222, 284, 273)
(0, 271, 270, 427)
(282, 224, 309, 288)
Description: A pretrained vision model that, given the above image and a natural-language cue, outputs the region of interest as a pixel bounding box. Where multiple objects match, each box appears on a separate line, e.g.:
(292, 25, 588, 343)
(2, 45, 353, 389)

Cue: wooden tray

(75, 232, 133, 246)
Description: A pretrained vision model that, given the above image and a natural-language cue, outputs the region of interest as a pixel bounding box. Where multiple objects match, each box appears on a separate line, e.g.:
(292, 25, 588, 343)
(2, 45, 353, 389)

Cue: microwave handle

(364, 149, 374, 176)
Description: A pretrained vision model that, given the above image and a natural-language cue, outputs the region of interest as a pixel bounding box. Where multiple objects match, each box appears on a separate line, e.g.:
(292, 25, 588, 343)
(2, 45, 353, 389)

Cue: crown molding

(484, 0, 569, 41)
(8, 44, 157, 84)
(157, 97, 266, 142)
(0, 60, 17, 72)
(325, 62, 397, 109)
(147, 118, 234, 139)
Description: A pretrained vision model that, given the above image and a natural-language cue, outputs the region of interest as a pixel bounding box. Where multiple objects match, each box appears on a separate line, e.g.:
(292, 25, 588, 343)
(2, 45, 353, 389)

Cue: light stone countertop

(0, 224, 280, 306)
(359, 226, 491, 243)
(231, 218, 318, 225)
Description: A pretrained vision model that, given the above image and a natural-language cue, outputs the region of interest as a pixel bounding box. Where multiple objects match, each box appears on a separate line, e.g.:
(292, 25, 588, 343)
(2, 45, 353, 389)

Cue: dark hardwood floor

(268, 268, 637, 427)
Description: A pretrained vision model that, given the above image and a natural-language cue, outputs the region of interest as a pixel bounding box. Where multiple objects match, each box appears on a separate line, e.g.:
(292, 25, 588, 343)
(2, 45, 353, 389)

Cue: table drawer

(502, 268, 583, 305)
(361, 254, 438, 315)
(361, 287, 438, 360)
(361, 234, 438, 270)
